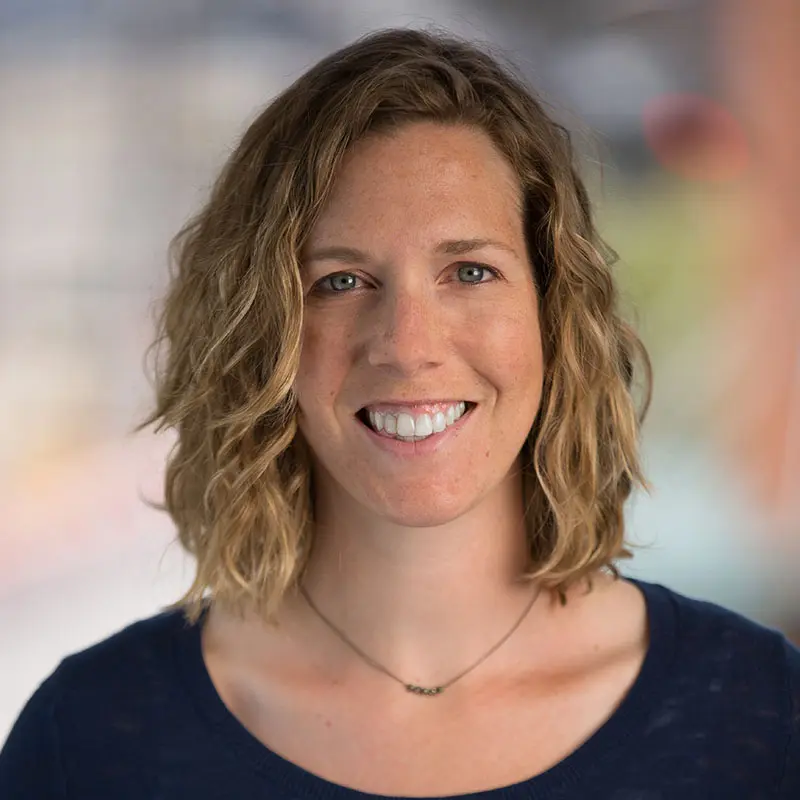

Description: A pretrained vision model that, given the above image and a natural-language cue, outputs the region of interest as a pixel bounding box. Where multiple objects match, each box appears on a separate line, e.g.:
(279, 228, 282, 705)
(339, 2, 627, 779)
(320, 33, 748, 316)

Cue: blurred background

(1, 0, 798, 743)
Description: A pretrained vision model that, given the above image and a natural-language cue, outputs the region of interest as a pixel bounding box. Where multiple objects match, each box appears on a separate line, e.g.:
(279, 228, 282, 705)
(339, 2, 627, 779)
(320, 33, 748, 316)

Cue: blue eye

(313, 273, 362, 294)
(310, 263, 500, 296)
(457, 263, 499, 284)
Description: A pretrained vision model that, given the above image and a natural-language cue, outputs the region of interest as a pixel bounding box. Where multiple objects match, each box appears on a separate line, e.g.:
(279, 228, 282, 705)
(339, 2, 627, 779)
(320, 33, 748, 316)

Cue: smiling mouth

(355, 402, 476, 442)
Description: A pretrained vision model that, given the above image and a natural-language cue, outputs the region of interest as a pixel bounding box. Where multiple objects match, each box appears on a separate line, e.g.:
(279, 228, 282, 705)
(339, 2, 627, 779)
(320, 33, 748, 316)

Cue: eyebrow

(303, 237, 519, 265)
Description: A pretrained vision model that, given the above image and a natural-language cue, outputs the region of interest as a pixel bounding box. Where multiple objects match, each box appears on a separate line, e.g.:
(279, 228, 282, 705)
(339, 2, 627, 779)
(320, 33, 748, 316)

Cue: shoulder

(55, 605, 191, 692)
(14, 605, 192, 727)
(46, 606, 198, 742)
(633, 577, 795, 660)
(634, 578, 800, 792)
(638, 578, 800, 688)
(0, 607, 194, 797)
(11, 604, 189, 709)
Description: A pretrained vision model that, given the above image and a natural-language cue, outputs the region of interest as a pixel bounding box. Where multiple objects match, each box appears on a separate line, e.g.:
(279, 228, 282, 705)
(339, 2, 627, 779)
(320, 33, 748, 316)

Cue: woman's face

(295, 122, 543, 527)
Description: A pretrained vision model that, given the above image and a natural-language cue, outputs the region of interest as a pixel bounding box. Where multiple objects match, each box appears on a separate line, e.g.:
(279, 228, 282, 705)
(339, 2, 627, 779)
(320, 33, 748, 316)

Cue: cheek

(294, 317, 348, 413)
(470, 302, 543, 389)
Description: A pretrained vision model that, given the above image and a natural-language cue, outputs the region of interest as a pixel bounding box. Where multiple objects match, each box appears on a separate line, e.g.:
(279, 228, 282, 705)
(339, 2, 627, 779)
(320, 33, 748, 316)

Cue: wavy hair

(140, 28, 652, 622)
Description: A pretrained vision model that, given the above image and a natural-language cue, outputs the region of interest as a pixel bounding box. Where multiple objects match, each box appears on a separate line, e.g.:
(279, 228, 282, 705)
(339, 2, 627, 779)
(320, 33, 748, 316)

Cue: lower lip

(355, 406, 476, 458)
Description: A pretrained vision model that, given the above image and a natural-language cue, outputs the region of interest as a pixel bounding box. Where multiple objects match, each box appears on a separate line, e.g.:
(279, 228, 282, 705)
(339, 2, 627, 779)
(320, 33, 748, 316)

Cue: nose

(365, 282, 447, 375)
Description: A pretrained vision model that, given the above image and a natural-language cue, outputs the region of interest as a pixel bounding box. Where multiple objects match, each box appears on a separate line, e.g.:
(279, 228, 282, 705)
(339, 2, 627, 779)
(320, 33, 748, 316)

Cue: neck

(293, 466, 543, 687)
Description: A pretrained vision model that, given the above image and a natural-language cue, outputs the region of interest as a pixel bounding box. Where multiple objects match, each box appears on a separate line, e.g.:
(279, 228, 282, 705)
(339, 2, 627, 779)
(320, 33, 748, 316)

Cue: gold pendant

(406, 684, 444, 696)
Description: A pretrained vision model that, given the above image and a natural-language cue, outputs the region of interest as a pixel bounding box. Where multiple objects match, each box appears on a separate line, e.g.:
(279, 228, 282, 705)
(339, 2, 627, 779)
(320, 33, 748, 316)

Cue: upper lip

(358, 399, 474, 410)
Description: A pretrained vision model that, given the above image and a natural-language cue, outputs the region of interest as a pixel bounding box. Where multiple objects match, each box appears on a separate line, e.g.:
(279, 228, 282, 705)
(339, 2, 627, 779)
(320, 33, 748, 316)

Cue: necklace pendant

(406, 684, 444, 696)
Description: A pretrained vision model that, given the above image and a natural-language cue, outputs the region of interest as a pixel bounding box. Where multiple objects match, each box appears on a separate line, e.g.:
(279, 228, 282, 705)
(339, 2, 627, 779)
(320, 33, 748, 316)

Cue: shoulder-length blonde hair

(141, 28, 651, 622)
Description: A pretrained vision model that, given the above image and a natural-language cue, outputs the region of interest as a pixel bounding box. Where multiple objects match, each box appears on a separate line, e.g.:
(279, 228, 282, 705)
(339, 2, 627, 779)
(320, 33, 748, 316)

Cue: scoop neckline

(172, 577, 678, 800)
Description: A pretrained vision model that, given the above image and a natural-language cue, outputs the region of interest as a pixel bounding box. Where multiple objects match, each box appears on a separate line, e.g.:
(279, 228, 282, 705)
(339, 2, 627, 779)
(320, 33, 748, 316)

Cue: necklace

(299, 582, 541, 696)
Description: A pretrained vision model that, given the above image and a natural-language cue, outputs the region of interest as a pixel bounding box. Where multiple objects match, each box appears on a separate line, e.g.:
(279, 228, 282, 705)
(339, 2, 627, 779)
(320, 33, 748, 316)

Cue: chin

(375, 508, 468, 528)
(362, 488, 478, 528)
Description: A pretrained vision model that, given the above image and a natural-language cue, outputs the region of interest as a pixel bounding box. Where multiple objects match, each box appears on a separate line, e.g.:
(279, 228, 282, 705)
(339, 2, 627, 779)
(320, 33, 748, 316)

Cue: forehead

(308, 123, 524, 247)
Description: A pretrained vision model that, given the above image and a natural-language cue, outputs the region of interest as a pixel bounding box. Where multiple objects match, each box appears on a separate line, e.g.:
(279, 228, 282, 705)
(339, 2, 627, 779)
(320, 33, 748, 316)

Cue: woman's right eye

(313, 272, 363, 294)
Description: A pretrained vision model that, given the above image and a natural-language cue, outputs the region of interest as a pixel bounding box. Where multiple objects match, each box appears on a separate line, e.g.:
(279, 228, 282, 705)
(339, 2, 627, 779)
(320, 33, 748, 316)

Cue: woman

(1, 28, 798, 799)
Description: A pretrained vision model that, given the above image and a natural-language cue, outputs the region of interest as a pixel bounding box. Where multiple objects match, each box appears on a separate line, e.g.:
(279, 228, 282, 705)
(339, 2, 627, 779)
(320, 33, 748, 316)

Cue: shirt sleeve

(778, 637, 800, 797)
(0, 669, 68, 799)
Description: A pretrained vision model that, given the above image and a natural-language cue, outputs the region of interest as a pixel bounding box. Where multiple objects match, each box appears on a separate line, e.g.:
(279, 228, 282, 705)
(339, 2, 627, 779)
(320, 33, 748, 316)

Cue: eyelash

(310, 262, 502, 296)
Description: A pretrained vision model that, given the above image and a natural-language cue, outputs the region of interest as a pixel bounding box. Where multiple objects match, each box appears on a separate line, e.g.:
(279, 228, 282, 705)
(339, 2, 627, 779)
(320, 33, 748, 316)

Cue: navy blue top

(1, 578, 799, 799)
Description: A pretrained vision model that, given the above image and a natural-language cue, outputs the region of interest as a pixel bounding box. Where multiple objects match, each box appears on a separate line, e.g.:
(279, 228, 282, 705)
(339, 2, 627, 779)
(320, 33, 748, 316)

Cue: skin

(202, 121, 649, 795)
(292, 120, 545, 678)
(296, 121, 543, 530)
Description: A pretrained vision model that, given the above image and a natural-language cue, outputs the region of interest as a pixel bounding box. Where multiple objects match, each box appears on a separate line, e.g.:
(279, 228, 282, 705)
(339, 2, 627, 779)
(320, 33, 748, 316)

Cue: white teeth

(363, 402, 470, 441)
(396, 413, 415, 438)
(415, 414, 434, 437)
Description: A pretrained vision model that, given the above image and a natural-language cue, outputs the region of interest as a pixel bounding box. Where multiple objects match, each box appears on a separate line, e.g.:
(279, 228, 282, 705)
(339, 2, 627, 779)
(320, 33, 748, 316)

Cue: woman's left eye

(455, 262, 500, 285)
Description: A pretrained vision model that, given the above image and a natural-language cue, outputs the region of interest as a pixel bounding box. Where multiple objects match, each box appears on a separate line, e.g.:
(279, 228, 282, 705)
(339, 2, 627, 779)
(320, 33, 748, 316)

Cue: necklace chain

(299, 582, 541, 696)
